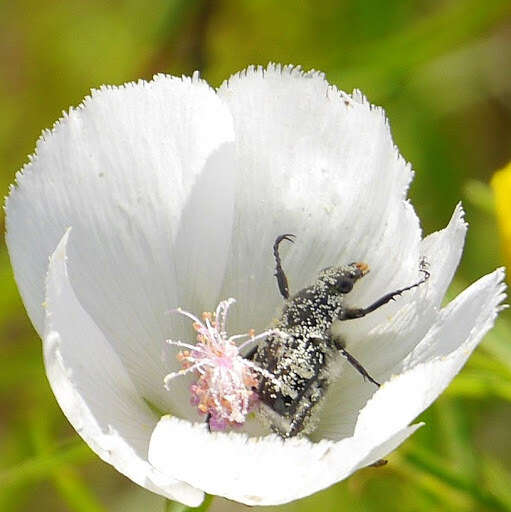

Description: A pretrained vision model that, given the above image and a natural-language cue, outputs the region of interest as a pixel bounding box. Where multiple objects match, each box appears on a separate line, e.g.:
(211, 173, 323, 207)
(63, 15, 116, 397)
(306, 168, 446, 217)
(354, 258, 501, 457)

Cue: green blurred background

(1, 1, 511, 511)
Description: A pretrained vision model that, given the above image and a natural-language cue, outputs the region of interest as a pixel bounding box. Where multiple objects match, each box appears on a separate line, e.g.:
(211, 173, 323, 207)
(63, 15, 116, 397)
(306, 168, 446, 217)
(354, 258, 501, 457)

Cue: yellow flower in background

(491, 162, 511, 273)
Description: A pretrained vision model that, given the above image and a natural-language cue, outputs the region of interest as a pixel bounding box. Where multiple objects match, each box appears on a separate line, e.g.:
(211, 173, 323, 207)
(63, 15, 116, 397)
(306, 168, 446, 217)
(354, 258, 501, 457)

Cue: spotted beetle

(248, 234, 430, 438)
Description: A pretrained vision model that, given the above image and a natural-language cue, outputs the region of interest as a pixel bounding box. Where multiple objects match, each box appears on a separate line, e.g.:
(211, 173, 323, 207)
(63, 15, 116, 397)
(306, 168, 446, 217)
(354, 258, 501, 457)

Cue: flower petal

(402, 268, 506, 368)
(335, 202, 468, 371)
(6, 74, 235, 415)
(354, 268, 506, 446)
(312, 203, 467, 440)
(353, 422, 423, 470)
(148, 415, 419, 506)
(419, 202, 467, 307)
(217, 64, 422, 334)
(44, 230, 203, 506)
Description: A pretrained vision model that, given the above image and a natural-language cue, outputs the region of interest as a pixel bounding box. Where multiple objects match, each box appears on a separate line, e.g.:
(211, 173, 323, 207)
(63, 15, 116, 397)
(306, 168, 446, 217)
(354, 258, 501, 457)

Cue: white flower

(5, 65, 505, 507)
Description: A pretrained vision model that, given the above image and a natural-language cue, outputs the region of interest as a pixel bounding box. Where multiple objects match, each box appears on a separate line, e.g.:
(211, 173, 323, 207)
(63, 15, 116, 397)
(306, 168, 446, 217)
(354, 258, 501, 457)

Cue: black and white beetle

(245, 234, 430, 438)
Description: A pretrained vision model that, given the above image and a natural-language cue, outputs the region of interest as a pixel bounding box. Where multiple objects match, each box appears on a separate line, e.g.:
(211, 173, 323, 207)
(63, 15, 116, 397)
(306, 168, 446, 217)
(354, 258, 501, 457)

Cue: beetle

(247, 234, 430, 438)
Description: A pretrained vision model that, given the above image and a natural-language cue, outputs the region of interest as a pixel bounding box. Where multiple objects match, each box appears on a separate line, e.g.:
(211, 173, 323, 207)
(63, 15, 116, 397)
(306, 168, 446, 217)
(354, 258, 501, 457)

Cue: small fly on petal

(164, 298, 277, 431)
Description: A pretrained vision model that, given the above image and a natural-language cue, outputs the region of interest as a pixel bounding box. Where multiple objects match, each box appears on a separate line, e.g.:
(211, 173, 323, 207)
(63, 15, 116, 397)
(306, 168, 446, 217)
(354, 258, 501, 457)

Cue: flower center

(164, 298, 276, 431)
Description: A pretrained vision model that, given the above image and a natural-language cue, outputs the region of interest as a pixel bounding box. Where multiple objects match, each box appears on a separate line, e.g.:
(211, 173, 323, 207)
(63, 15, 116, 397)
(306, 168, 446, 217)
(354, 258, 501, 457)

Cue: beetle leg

(339, 262, 430, 320)
(273, 234, 295, 299)
(340, 347, 380, 387)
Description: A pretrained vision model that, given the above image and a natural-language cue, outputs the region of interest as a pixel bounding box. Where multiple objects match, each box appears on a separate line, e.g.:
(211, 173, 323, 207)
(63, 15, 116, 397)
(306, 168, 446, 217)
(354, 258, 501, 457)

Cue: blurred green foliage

(1, 1, 510, 511)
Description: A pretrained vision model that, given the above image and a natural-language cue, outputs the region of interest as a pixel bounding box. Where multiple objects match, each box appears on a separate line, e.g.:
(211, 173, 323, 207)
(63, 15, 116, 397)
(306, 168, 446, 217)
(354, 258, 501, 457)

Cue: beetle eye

(337, 278, 353, 293)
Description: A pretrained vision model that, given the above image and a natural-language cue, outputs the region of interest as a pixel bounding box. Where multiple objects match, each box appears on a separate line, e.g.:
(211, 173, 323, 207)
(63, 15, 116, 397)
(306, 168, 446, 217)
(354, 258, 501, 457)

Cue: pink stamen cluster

(164, 298, 276, 431)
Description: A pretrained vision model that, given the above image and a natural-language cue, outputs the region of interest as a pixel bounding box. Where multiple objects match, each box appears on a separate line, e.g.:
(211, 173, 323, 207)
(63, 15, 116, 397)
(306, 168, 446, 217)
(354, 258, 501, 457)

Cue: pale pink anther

(164, 298, 277, 430)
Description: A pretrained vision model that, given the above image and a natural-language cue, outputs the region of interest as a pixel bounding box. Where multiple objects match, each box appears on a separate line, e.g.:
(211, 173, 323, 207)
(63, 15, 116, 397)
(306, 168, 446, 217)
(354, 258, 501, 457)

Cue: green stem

(165, 494, 213, 512)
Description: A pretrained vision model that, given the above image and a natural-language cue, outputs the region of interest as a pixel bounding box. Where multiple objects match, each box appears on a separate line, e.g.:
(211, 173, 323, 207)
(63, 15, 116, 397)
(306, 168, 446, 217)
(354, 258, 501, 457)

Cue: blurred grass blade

(405, 444, 510, 511)
(0, 441, 94, 488)
(434, 399, 478, 482)
(483, 318, 511, 374)
(391, 454, 469, 509)
(463, 180, 496, 216)
(481, 456, 511, 510)
(335, 0, 511, 97)
(446, 371, 511, 401)
(29, 414, 108, 512)
(50, 466, 108, 512)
